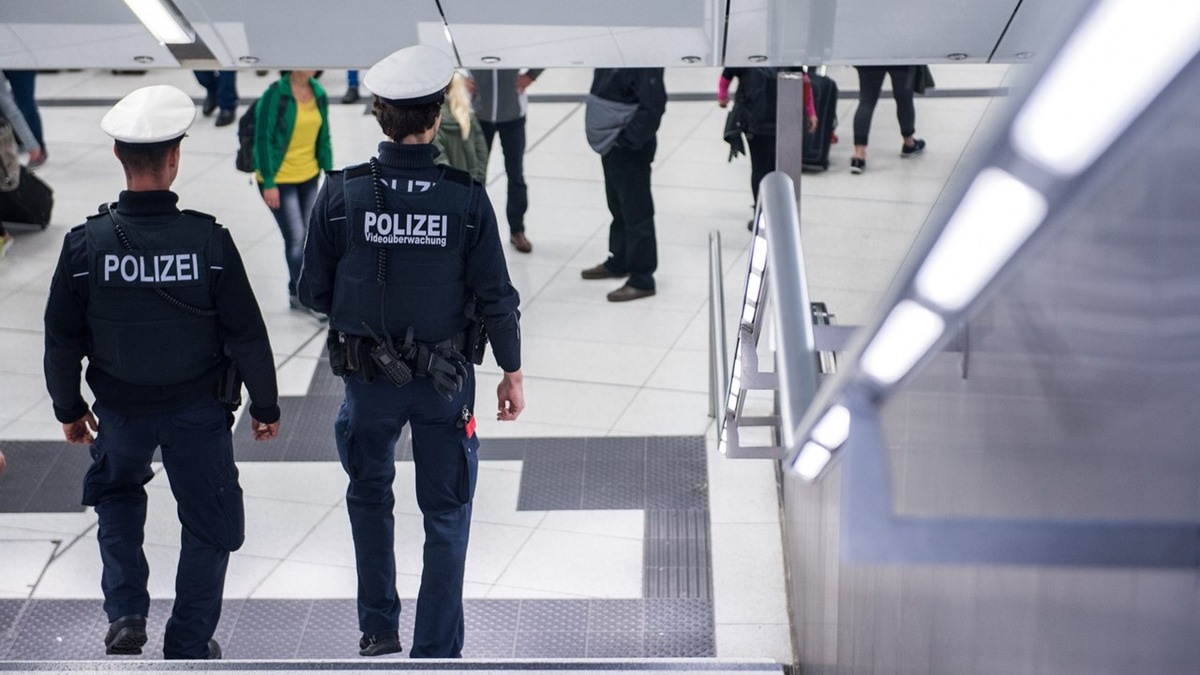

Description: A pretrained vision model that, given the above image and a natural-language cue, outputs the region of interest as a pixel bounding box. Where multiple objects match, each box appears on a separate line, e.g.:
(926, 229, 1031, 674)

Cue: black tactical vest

(331, 164, 478, 341)
(84, 210, 223, 386)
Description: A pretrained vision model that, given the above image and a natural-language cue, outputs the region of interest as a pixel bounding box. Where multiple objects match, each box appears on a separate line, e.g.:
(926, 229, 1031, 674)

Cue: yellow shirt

(272, 99, 321, 184)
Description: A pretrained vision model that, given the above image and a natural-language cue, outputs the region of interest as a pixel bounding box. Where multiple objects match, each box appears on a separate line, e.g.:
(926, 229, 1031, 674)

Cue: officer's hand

(261, 187, 281, 210)
(63, 411, 99, 445)
(251, 418, 279, 441)
(496, 370, 524, 421)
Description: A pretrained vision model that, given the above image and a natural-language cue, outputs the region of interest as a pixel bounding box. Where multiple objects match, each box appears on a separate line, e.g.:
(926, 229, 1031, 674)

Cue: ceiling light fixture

(1012, 0, 1200, 175)
(122, 0, 194, 44)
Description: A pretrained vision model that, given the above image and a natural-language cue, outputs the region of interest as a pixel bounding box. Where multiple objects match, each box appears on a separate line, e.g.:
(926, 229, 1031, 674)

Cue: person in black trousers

(850, 65, 926, 174)
(580, 68, 667, 302)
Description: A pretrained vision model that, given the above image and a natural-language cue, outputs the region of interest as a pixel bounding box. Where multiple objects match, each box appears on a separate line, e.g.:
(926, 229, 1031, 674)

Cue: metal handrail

(707, 230, 727, 418)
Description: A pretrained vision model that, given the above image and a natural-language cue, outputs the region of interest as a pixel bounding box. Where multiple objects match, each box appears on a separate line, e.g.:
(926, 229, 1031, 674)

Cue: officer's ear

(166, 144, 180, 170)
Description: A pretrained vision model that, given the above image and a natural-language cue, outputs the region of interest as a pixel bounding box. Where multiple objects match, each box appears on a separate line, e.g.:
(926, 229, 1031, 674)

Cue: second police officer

(43, 85, 281, 660)
(298, 45, 525, 658)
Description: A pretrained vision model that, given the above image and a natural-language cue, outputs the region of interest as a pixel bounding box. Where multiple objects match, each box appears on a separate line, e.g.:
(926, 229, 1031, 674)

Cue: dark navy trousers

(601, 140, 658, 291)
(83, 398, 244, 660)
(335, 369, 479, 658)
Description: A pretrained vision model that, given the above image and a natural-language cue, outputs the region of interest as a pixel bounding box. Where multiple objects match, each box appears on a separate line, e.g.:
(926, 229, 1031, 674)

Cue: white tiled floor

(0, 64, 1015, 664)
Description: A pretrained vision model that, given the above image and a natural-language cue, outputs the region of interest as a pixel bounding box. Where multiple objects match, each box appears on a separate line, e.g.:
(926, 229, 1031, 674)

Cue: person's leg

(496, 118, 529, 234)
(335, 378, 408, 638)
(408, 373, 477, 658)
(479, 119, 498, 154)
(600, 151, 628, 275)
(609, 142, 658, 291)
(747, 133, 776, 205)
(3, 70, 44, 148)
(888, 66, 917, 139)
(157, 399, 242, 660)
(261, 182, 306, 298)
(81, 403, 157, 627)
(347, 70, 359, 88)
(852, 66, 887, 157)
(215, 71, 238, 112)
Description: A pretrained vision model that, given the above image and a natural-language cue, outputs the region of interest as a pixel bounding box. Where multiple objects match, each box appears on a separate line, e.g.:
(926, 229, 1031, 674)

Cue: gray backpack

(0, 117, 20, 192)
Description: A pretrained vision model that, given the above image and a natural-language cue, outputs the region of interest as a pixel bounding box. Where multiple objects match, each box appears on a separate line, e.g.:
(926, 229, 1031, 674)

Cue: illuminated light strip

(793, 441, 832, 481)
(810, 405, 851, 450)
(914, 169, 1047, 312)
(860, 300, 945, 386)
(1012, 0, 1200, 175)
(122, 0, 194, 44)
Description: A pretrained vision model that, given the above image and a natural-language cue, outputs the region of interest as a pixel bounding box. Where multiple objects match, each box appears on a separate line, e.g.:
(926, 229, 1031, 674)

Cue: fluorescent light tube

(123, 0, 193, 44)
(860, 300, 945, 386)
(914, 169, 1047, 312)
(1012, 0, 1200, 175)
(793, 441, 832, 481)
(810, 405, 851, 450)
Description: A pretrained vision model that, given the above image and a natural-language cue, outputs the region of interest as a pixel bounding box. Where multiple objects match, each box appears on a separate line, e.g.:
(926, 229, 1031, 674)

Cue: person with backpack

(252, 70, 332, 316)
(718, 67, 816, 227)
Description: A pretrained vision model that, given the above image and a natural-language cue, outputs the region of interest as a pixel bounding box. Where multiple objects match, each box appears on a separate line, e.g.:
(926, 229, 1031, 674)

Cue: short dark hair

(114, 142, 176, 178)
(372, 98, 441, 140)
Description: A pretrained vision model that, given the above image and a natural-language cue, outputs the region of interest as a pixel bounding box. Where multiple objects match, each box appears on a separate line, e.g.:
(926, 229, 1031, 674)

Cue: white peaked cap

(101, 85, 196, 146)
(364, 44, 455, 105)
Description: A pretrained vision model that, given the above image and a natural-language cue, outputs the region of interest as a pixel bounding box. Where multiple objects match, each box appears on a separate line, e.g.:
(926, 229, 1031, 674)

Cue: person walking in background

(581, 67, 666, 302)
(193, 70, 238, 127)
(718, 67, 816, 226)
(253, 70, 332, 317)
(434, 72, 489, 183)
(850, 65, 925, 174)
(43, 85, 280, 660)
(2, 70, 45, 166)
(1, 72, 46, 167)
(469, 68, 542, 253)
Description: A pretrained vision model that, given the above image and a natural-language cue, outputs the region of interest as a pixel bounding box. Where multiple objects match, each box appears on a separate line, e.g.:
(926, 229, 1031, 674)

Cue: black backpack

(235, 90, 287, 173)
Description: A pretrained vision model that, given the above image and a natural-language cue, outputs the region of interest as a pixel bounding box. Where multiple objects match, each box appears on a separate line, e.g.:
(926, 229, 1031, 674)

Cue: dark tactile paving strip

(645, 510, 713, 599)
(3, 597, 713, 659)
(0, 441, 90, 514)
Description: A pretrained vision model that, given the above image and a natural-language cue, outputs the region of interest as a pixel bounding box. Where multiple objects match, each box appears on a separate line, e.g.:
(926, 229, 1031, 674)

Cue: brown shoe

(581, 263, 628, 280)
(606, 284, 656, 302)
(510, 232, 532, 253)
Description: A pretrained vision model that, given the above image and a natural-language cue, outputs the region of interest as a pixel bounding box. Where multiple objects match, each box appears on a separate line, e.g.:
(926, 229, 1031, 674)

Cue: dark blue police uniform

(299, 141, 521, 657)
(44, 190, 280, 659)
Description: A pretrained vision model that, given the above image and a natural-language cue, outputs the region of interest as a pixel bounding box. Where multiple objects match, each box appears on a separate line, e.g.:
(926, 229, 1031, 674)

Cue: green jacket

(253, 76, 333, 188)
(433, 103, 489, 183)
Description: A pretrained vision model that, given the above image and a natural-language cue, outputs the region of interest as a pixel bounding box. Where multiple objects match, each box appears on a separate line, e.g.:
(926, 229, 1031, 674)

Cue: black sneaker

(342, 86, 361, 104)
(104, 615, 147, 655)
(215, 109, 236, 127)
(201, 91, 217, 117)
(207, 639, 222, 660)
(850, 157, 866, 174)
(901, 139, 926, 157)
(359, 632, 403, 657)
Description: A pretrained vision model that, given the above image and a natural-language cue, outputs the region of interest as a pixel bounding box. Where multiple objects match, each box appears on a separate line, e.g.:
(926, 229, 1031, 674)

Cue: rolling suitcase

(802, 73, 839, 172)
(0, 166, 54, 229)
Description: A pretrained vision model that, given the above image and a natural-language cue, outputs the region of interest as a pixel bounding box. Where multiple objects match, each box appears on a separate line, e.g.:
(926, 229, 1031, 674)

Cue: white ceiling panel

(441, 0, 720, 68)
(172, 0, 450, 69)
(992, 0, 1094, 63)
(0, 1, 178, 69)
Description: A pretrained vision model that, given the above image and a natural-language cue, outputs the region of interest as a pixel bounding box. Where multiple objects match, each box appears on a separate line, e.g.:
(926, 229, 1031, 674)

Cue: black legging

(852, 66, 917, 147)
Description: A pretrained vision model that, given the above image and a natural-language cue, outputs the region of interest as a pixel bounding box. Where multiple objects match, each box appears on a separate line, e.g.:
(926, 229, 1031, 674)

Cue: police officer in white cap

(298, 45, 525, 658)
(43, 85, 282, 660)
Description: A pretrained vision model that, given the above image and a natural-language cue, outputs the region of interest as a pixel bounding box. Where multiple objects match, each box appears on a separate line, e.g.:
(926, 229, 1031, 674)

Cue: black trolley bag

(0, 166, 54, 229)
(801, 72, 839, 172)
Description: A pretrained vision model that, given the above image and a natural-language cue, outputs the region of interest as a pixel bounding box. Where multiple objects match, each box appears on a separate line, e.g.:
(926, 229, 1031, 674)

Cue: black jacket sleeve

(43, 232, 91, 424)
(619, 69, 667, 150)
(214, 229, 280, 424)
(298, 175, 340, 315)
(464, 188, 521, 372)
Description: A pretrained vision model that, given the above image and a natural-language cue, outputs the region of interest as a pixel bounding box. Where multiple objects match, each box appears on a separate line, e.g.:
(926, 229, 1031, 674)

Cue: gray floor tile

(513, 630, 587, 657)
(645, 598, 713, 632)
(525, 438, 586, 461)
(588, 599, 645, 632)
(647, 435, 706, 459)
(304, 599, 358, 631)
(517, 478, 583, 511)
(464, 599, 520, 632)
(586, 437, 646, 462)
(516, 599, 588, 632)
(223, 629, 299, 659)
(587, 631, 645, 657)
(581, 481, 646, 509)
(231, 599, 312, 631)
(462, 631, 516, 658)
(295, 629, 363, 659)
(477, 438, 528, 461)
(644, 630, 715, 657)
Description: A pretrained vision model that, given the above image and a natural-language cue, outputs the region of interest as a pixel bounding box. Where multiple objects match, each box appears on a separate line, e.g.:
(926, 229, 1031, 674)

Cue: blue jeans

(83, 398, 242, 659)
(260, 175, 321, 297)
(335, 370, 479, 657)
(2, 70, 43, 147)
(193, 71, 238, 112)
